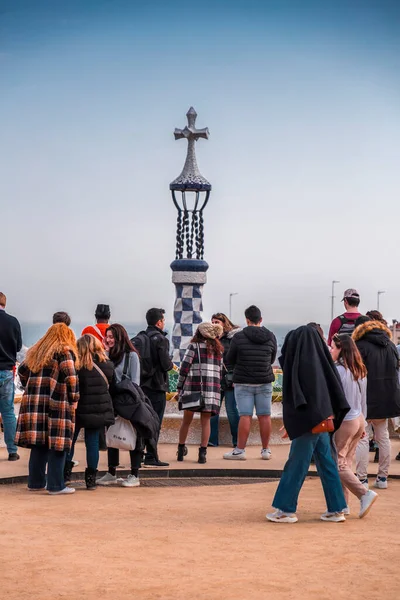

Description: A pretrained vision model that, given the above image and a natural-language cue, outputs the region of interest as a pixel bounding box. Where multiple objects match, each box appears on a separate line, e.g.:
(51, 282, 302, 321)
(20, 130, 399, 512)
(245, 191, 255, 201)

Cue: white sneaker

(359, 478, 369, 490)
(223, 448, 246, 460)
(266, 509, 298, 523)
(96, 472, 117, 486)
(374, 477, 388, 489)
(48, 487, 76, 495)
(261, 448, 272, 460)
(321, 511, 346, 522)
(121, 474, 140, 488)
(72, 460, 79, 467)
(343, 507, 350, 515)
(359, 490, 378, 518)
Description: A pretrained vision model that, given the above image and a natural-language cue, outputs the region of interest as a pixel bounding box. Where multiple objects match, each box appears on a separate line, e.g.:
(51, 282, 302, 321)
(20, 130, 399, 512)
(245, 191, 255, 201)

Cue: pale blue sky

(1, 0, 399, 326)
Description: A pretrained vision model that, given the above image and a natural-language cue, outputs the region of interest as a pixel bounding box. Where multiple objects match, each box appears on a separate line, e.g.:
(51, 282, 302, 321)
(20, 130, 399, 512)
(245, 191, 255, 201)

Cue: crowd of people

(0, 288, 399, 523)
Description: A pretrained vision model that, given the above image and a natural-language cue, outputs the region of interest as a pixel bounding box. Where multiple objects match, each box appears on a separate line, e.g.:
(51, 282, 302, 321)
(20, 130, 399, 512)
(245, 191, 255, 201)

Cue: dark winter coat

(112, 379, 160, 441)
(75, 358, 115, 430)
(226, 326, 277, 384)
(353, 321, 400, 420)
(0, 309, 22, 370)
(279, 326, 350, 440)
(141, 326, 173, 392)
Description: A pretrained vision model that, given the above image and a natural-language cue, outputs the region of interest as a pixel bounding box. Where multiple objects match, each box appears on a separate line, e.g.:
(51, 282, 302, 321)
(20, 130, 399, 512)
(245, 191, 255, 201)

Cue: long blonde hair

(25, 323, 79, 373)
(78, 334, 108, 370)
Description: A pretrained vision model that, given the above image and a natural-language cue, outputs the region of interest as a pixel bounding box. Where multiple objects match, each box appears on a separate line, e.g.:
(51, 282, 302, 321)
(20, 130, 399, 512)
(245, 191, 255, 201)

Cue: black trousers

(108, 436, 144, 472)
(142, 388, 166, 460)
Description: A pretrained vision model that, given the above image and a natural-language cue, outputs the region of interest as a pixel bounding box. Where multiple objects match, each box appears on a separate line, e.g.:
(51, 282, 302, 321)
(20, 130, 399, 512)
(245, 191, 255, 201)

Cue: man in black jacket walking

(0, 292, 22, 461)
(224, 305, 277, 461)
(140, 308, 173, 467)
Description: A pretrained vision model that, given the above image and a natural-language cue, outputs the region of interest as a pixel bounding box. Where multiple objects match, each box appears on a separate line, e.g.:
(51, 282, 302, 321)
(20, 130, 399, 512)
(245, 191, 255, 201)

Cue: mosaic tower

(170, 107, 211, 364)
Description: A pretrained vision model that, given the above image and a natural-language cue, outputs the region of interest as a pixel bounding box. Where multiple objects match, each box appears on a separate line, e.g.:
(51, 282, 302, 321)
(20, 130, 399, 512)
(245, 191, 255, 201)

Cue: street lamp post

(229, 293, 238, 320)
(377, 290, 385, 311)
(331, 280, 340, 322)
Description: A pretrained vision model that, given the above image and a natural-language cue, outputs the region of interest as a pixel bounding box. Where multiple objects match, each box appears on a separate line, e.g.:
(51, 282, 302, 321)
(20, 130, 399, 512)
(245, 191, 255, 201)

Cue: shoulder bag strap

(197, 344, 203, 392)
(92, 362, 109, 389)
(122, 352, 130, 381)
(92, 325, 105, 340)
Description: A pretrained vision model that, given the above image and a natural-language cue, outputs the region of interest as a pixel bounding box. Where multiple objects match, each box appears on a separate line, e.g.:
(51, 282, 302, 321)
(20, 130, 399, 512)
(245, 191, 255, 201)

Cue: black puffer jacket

(75, 359, 115, 429)
(226, 326, 277, 384)
(353, 321, 400, 420)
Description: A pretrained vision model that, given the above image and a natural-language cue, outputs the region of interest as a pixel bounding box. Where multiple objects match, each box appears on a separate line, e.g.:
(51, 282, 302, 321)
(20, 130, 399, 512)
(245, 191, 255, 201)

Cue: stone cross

(174, 106, 209, 142)
(170, 107, 211, 191)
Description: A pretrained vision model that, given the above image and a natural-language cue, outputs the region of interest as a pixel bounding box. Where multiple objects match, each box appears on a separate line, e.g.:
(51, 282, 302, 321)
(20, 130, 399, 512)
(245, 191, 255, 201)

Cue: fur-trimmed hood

(352, 320, 392, 345)
(225, 327, 241, 340)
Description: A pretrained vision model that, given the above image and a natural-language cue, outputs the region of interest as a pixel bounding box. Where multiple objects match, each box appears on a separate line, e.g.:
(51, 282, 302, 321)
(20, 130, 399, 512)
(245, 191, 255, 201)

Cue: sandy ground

(1, 478, 399, 600)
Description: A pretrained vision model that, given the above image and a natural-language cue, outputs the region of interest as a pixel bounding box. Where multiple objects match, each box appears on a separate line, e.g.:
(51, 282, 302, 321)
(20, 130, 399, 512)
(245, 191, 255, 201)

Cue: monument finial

(170, 107, 211, 192)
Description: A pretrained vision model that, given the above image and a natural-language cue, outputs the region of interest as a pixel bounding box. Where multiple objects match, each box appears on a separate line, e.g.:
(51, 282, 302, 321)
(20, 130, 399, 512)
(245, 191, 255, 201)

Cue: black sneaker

(143, 458, 170, 468)
(8, 453, 20, 462)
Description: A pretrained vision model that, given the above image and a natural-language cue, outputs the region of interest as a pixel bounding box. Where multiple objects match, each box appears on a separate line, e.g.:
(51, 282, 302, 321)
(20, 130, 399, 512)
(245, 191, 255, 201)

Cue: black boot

(64, 460, 74, 484)
(85, 468, 97, 490)
(198, 447, 207, 464)
(177, 444, 188, 462)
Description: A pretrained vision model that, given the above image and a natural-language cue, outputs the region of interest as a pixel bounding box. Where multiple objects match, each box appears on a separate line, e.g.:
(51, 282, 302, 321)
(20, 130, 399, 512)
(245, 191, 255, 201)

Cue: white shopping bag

(106, 417, 137, 451)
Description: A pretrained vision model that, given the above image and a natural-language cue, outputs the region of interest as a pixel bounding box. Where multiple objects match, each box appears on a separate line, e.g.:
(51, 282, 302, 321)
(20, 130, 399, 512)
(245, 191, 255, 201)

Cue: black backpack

(131, 331, 157, 381)
(337, 315, 358, 336)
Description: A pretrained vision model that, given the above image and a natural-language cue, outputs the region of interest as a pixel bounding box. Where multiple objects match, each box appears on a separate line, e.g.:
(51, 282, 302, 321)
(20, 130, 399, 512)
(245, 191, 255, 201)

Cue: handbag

(311, 416, 335, 434)
(222, 361, 234, 389)
(106, 416, 137, 450)
(179, 345, 205, 410)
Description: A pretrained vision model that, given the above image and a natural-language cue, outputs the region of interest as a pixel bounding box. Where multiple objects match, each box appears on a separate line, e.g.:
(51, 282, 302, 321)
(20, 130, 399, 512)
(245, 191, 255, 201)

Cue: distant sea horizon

(20, 322, 329, 349)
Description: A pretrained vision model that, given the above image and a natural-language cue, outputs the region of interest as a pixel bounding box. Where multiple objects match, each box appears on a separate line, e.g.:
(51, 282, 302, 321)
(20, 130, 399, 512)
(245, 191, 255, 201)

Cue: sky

(1, 0, 400, 327)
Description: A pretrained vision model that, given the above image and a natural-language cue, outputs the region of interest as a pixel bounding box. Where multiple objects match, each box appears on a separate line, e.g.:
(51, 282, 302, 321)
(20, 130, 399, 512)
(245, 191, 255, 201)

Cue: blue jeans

(234, 383, 272, 416)
(0, 370, 17, 454)
(67, 426, 101, 470)
(209, 389, 240, 446)
(272, 432, 346, 514)
(28, 446, 67, 492)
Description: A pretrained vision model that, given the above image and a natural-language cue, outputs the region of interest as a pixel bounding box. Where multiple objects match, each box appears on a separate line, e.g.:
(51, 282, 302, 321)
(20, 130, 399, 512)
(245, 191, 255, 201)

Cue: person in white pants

(356, 421, 391, 487)
(353, 318, 400, 489)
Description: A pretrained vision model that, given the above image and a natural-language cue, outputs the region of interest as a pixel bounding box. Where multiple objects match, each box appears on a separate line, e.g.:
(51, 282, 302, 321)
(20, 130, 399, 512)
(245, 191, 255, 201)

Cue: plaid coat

(177, 342, 222, 414)
(16, 351, 79, 452)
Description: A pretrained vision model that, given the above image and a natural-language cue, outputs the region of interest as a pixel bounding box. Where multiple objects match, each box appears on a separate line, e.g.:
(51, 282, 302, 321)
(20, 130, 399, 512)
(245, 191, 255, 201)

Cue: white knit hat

(197, 322, 223, 339)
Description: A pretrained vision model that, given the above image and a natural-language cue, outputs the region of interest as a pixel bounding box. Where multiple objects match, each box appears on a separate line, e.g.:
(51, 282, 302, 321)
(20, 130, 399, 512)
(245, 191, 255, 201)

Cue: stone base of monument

(159, 401, 288, 446)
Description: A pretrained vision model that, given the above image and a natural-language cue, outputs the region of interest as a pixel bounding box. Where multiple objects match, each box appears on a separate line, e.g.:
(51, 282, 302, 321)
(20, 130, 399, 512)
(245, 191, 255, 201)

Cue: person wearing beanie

(176, 322, 223, 464)
(81, 304, 111, 451)
(81, 304, 111, 344)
